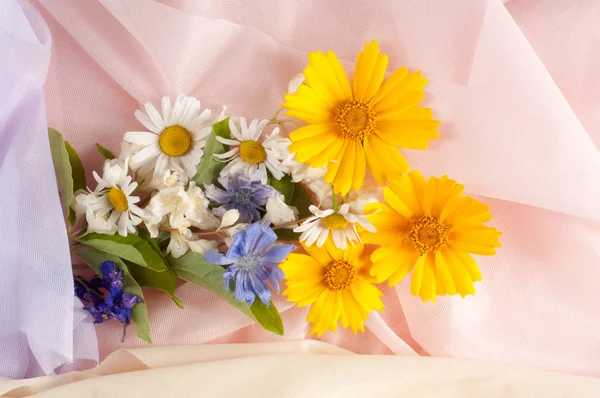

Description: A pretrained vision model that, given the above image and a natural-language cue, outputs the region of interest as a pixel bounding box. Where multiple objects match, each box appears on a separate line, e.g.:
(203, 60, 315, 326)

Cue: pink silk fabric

(27, 0, 600, 376)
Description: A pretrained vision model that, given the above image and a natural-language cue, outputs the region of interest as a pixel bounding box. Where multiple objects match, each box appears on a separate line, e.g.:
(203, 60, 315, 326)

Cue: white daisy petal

(130, 143, 160, 168)
(316, 228, 330, 247)
(162, 96, 173, 126)
(170, 94, 185, 124)
(214, 147, 239, 159)
(229, 118, 244, 141)
(144, 102, 166, 132)
(305, 225, 323, 246)
(124, 131, 159, 146)
(135, 109, 161, 134)
(216, 136, 241, 146)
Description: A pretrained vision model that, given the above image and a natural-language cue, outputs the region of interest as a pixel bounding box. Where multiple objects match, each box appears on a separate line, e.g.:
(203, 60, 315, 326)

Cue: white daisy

(124, 94, 214, 184)
(293, 203, 376, 249)
(73, 160, 144, 236)
(215, 117, 290, 184)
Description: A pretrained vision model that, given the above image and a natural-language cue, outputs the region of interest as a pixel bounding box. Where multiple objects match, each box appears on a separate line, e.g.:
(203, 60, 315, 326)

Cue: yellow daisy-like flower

(363, 170, 502, 302)
(283, 40, 440, 195)
(280, 240, 384, 337)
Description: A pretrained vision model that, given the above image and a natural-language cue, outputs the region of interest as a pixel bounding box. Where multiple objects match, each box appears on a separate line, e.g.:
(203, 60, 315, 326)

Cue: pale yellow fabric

(1, 341, 600, 397)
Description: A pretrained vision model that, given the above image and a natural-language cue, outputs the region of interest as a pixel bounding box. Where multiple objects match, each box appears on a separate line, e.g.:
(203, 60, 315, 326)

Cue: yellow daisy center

(336, 100, 376, 141)
(324, 260, 356, 291)
(321, 213, 349, 230)
(107, 187, 128, 212)
(239, 140, 267, 164)
(409, 216, 449, 254)
(159, 126, 192, 157)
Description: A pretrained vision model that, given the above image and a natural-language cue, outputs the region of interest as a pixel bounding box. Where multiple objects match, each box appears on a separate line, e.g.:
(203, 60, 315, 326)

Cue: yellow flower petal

(324, 141, 349, 185)
(351, 279, 384, 312)
(352, 40, 388, 102)
(280, 253, 324, 281)
(283, 93, 333, 124)
(384, 173, 425, 218)
(375, 108, 440, 149)
(289, 129, 339, 163)
(441, 249, 476, 297)
(306, 51, 353, 103)
(434, 250, 457, 296)
(289, 123, 337, 142)
(449, 226, 502, 255)
(371, 69, 428, 115)
(301, 242, 335, 266)
(341, 290, 368, 334)
(305, 135, 345, 168)
(365, 134, 409, 185)
(409, 252, 427, 297)
(418, 252, 437, 302)
(332, 136, 356, 195)
(370, 242, 419, 285)
(352, 142, 367, 191)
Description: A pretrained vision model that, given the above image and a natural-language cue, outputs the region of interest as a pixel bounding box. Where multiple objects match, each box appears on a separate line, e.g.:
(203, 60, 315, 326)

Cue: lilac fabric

(0, 1, 98, 378)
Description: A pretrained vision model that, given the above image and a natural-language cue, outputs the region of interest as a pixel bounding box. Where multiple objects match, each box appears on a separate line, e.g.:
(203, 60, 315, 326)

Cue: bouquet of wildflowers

(51, 40, 501, 342)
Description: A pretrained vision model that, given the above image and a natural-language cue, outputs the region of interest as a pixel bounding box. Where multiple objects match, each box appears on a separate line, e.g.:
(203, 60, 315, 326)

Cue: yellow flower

(283, 40, 439, 195)
(363, 171, 502, 302)
(280, 240, 384, 337)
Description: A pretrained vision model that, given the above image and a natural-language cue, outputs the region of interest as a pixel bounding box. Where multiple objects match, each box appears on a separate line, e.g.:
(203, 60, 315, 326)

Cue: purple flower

(205, 173, 275, 223)
(74, 261, 142, 342)
(100, 261, 124, 290)
(205, 222, 294, 306)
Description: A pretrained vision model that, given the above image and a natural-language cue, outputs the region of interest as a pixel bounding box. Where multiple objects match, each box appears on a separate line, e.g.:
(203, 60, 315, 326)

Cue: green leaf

(275, 228, 298, 242)
(126, 261, 183, 308)
(156, 230, 171, 252)
(73, 246, 152, 343)
(64, 141, 86, 193)
(290, 182, 314, 219)
(167, 251, 284, 335)
(191, 118, 231, 186)
(268, 174, 295, 204)
(78, 233, 168, 272)
(249, 299, 284, 335)
(96, 143, 116, 160)
(48, 128, 73, 216)
(137, 229, 183, 308)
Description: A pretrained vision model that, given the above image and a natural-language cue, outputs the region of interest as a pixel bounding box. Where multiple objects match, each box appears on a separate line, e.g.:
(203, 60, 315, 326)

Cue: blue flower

(205, 173, 274, 223)
(205, 222, 294, 306)
(74, 261, 142, 342)
(100, 261, 124, 290)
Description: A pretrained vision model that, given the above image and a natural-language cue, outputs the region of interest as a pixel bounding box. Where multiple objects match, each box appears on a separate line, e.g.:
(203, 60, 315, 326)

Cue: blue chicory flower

(205, 222, 294, 306)
(204, 173, 275, 223)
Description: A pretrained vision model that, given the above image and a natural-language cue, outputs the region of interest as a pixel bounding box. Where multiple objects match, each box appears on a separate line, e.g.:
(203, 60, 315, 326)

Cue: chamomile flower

(294, 203, 376, 249)
(215, 118, 290, 184)
(74, 160, 144, 236)
(124, 94, 214, 183)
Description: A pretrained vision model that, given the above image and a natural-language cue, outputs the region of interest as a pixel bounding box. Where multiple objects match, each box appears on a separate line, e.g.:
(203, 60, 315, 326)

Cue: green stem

(331, 186, 338, 210)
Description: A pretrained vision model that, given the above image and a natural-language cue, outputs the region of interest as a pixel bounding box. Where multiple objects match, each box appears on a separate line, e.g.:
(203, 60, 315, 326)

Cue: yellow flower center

(336, 100, 376, 141)
(409, 216, 449, 254)
(239, 140, 267, 164)
(107, 187, 129, 212)
(321, 213, 349, 230)
(159, 126, 192, 157)
(324, 260, 356, 291)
